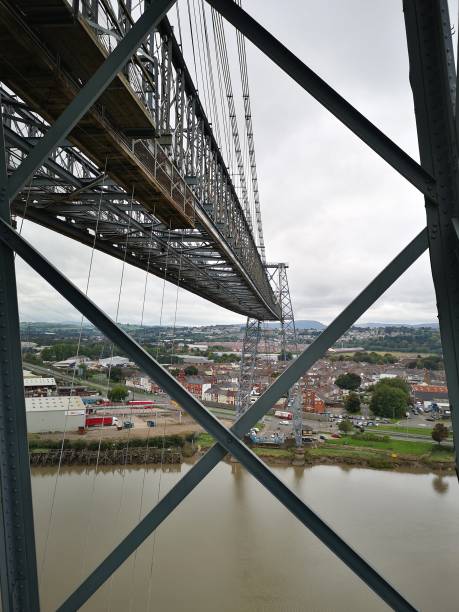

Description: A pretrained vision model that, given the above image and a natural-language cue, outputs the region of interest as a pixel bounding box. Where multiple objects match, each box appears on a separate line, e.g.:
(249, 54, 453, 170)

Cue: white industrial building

(26, 396, 86, 433)
(98, 356, 130, 368)
(23, 376, 56, 397)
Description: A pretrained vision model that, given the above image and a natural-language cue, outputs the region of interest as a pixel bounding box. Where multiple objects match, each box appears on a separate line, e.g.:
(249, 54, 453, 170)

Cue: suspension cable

(211, 10, 252, 229)
(40, 155, 109, 581)
(105, 191, 137, 611)
(235, 0, 266, 260)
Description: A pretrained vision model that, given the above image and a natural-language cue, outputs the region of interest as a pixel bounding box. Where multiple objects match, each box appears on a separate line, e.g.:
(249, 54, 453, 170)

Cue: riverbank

(197, 432, 456, 473)
(28, 432, 456, 472)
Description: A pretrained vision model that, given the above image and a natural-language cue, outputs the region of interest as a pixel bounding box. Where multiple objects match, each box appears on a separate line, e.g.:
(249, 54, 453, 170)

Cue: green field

(327, 436, 434, 455)
(322, 435, 453, 463)
(195, 431, 454, 468)
(368, 425, 453, 437)
(196, 433, 215, 448)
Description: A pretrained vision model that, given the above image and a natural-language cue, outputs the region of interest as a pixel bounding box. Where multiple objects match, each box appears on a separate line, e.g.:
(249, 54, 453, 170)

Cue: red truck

(85, 416, 119, 428)
(274, 410, 293, 420)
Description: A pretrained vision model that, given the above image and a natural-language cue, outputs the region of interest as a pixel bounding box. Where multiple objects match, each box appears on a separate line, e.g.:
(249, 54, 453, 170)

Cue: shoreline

(28, 443, 455, 475)
(251, 449, 455, 474)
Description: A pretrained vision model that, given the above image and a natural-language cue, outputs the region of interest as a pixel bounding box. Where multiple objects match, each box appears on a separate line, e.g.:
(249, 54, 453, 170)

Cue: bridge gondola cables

(105, 191, 138, 611)
(40, 155, 109, 581)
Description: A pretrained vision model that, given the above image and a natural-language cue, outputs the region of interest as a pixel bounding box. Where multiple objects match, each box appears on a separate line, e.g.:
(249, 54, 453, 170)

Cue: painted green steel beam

(403, 0, 459, 474)
(0, 102, 40, 611)
(7, 0, 177, 202)
(206, 0, 436, 202)
(53, 231, 428, 612)
(0, 218, 425, 612)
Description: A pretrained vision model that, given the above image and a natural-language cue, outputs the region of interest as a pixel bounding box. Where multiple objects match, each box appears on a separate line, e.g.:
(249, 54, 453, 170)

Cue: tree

(431, 423, 449, 445)
(108, 384, 129, 402)
(344, 392, 361, 414)
(370, 386, 408, 419)
(278, 351, 293, 362)
(335, 372, 361, 391)
(376, 377, 410, 398)
(338, 419, 353, 434)
(184, 365, 198, 376)
(110, 366, 123, 383)
(170, 368, 180, 377)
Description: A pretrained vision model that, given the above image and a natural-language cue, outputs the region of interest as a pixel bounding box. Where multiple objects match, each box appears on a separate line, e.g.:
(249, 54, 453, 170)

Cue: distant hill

(266, 320, 325, 330)
(354, 322, 439, 329)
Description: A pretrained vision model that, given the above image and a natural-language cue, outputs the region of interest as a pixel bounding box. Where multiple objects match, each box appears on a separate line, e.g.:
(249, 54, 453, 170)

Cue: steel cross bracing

(0, 1, 458, 611)
(0, 0, 280, 321)
(278, 266, 302, 447)
(268, 263, 302, 447)
(235, 317, 261, 417)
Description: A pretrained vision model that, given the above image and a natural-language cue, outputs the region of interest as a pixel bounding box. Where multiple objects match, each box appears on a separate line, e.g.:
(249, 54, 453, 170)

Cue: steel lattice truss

(0, 1, 457, 611)
(264, 262, 303, 446)
(235, 317, 261, 417)
(0, 0, 280, 320)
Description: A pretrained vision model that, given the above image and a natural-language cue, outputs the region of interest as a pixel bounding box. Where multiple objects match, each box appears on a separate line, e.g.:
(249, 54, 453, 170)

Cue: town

(20, 321, 453, 470)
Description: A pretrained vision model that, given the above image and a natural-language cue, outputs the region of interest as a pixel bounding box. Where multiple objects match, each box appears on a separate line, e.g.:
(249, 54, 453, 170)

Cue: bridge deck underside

(0, 0, 281, 320)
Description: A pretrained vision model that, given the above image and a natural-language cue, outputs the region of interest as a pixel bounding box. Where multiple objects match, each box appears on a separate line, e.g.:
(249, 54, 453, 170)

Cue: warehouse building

(23, 376, 56, 398)
(26, 396, 86, 433)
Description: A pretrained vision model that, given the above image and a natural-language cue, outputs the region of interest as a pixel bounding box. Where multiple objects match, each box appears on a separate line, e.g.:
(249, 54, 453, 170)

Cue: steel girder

(0, 103, 39, 611)
(1, 89, 279, 319)
(403, 0, 459, 475)
(0, 0, 280, 320)
(0, 217, 422, 612)
(0, 0, 456, 611)
(235, 317, 261, 417)
(275, 263, 302, 446)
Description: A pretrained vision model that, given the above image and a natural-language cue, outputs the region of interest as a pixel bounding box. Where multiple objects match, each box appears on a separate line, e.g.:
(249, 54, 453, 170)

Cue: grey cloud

(13, 0, 457, 327)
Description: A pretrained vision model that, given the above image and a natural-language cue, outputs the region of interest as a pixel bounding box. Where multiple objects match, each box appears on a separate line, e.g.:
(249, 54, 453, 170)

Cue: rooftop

(25, 396, 85, 413)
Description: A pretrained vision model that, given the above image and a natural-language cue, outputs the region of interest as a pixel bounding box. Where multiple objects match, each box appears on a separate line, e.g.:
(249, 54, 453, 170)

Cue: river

(31, 462, 459, 611)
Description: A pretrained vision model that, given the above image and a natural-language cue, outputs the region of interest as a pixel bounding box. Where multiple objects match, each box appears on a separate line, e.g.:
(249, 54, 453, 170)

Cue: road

(23, 361, 239, 422)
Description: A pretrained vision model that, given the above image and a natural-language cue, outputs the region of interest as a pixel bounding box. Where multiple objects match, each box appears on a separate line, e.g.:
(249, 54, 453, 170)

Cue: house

(303, 389, 325, 414)
(412, 384, 449, 404)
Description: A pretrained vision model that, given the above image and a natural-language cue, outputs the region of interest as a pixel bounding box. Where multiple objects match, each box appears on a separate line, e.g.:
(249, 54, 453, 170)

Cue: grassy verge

(369, 425, 453, 437)
(327, 436, 434, 455)
(28, 433, 193, 451)
(254, 448, 293, 459)
(188, 432, 455, 470)
(196, 433, 215, 449)
(319, 435, 454, 466)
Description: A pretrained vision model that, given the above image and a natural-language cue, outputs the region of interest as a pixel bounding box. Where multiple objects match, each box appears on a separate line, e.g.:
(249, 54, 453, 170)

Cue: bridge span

(0, 0, 281, 320)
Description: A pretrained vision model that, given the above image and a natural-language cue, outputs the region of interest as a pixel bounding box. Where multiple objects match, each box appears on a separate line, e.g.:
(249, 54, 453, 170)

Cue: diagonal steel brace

(0, 219, 426, 612)
(206, 0, 436, 203)
(7, 0, 178, 202)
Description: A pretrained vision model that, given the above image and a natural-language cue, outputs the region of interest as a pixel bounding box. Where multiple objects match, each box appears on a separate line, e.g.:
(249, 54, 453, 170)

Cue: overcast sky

(14, 0, 459, 327)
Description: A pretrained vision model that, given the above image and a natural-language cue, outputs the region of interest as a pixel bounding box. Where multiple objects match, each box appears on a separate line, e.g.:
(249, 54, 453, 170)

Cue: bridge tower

(265, 263, 302, 448)
(235, 318, 262, 418)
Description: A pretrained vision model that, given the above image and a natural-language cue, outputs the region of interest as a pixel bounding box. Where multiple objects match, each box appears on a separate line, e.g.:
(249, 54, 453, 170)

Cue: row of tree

(335, 372, 412, 419)
(331, 352, 397, 365)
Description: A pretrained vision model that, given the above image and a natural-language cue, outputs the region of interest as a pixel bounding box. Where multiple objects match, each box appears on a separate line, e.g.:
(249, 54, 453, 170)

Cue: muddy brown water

(30, 463, 459, 611)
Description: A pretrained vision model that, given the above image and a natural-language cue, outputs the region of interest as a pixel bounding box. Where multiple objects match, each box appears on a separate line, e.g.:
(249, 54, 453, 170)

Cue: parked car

(331, 433, 341, 439)
(319, 435, 326, 441)
(279, 420, 290, 425)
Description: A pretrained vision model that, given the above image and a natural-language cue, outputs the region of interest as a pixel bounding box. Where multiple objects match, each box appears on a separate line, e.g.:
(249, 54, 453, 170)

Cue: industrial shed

(25, 396, 86, 433)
